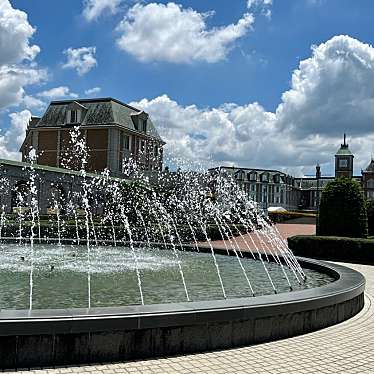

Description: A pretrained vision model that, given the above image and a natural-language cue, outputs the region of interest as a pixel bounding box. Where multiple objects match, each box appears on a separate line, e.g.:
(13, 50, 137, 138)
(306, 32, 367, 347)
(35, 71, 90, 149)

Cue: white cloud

(276, 35, 374, 138)
(0, 65, 47, 111)
(0, 110, 31, 160)
(247, 0, 272, 7)
(132, 95, 296, 170)
(83, 0, 123, 22)
(62, 47, 97, 76)
(37, 86, 78, 99)
(116, 2, 254, 63)
(0, 0, 40, 66)
(247, 0, 272, 19)
(85, 86, 101, 96)
(132, 35, 374, 175)
(0, 0, 45, 112)
(22, 95, 45, 110)
(0, 1, 47, 160)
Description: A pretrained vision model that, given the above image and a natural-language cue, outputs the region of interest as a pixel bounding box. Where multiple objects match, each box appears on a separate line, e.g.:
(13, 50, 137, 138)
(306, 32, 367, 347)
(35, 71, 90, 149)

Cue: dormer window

(248, 172, 257, 181)
(141, 119, 147, 132)
(66, 101, 86, 124)
(70, 110, 77, 123)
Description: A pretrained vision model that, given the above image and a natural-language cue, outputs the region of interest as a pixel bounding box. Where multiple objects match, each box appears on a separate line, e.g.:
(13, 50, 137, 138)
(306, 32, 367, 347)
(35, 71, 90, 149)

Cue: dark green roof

(335, 145, 353, 156)
(35, 97, 163, 141)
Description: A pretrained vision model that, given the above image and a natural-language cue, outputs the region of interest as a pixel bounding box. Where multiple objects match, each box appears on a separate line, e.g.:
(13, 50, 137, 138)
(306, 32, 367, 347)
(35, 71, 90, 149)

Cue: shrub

(367, 199, 374, 236)
(317, 177, 367, 238)
(288, 235, 374, 264)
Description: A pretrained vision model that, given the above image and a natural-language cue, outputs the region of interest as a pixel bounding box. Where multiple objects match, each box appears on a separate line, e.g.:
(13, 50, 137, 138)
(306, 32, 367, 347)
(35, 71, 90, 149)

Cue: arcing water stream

(0, 127, 325, 311)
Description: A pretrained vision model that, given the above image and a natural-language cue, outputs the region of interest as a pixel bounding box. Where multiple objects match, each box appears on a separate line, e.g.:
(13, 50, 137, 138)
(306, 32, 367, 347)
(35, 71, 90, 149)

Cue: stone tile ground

(199, 223, 316, 253)
(5, 224, 373, 373)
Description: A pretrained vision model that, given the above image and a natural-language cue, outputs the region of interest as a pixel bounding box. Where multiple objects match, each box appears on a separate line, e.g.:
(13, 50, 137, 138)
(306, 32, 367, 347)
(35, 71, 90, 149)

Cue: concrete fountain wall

(0, 257, 365, 369)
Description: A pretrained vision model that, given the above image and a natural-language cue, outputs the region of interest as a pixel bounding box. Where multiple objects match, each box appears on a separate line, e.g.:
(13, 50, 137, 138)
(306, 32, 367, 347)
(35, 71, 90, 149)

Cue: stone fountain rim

(0, 256, 365, 336)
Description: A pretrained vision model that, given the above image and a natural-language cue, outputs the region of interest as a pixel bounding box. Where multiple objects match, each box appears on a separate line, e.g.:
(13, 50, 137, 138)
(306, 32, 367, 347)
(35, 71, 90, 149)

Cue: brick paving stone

(198, 223, 316, 254)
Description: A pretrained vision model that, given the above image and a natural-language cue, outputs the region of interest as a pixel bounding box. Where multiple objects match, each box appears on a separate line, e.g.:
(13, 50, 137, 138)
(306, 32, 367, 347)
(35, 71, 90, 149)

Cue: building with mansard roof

(20, 97, 165, 177)
(209, 166, 301, 211)
(0, 97, 165, 215)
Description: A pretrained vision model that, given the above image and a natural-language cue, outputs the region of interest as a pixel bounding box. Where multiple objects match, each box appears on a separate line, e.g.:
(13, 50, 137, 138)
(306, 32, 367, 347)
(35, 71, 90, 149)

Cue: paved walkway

(7, 262, 373, 374)
(198, 223, 316, 253)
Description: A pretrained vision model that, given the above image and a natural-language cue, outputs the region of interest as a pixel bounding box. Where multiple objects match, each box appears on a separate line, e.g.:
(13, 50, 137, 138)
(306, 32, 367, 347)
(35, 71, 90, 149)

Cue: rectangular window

(141, 119, 147, 132)
(70, 110, 77, 123)
(339, 159, 348, 167)
(124, 135, 130, 150)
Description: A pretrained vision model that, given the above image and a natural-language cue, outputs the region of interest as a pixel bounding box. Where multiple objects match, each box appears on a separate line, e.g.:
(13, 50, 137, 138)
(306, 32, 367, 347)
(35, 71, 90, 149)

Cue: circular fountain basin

(0, 244, 334, 308)
(0, 244, 365, 369)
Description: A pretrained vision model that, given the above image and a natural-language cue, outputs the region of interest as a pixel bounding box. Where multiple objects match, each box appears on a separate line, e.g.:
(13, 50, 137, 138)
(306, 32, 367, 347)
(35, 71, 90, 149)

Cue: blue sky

(1, 0, 374, 176)
(12, 0, 374, 110)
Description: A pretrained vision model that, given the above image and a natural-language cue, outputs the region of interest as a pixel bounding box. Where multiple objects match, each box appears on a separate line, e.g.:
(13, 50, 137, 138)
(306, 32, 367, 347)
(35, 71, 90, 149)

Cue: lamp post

(316, 164, 321, 212)
(263, 184, 268, 215)
(316, 164, 321, 234)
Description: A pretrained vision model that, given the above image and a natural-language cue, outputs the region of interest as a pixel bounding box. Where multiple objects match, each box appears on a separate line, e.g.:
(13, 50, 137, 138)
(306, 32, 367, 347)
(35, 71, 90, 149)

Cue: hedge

(287, 235, 374, 264)
(0, 221, 248, 244)
(318, 178, 367, 238)
(367, 199, 374, 236)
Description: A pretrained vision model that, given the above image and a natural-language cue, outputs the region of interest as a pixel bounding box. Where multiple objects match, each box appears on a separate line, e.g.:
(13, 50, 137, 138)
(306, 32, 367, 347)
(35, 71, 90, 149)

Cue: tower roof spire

(341, 133, 349, 148)
(336, 133, 353, 156)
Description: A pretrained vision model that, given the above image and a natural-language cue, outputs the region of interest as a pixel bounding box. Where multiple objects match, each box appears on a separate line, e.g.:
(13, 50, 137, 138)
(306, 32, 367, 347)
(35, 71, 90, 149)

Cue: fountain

(0, 132, 365, 369)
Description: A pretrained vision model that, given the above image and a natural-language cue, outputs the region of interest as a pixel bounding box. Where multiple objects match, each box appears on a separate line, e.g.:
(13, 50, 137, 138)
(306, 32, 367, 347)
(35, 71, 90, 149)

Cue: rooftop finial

(343, 133, 346, 146)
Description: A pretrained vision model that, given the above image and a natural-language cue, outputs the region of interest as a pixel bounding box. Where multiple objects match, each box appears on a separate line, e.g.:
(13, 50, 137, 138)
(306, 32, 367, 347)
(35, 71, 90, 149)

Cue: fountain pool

(0, 243, 335, 309)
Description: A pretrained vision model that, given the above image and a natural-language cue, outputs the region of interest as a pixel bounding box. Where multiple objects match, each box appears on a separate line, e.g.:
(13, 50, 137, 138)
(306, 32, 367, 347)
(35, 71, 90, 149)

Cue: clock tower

(335, 134, 354, 179)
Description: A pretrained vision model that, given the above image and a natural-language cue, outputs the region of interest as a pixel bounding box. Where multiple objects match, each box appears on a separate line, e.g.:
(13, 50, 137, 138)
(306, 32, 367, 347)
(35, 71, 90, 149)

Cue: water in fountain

(0, 129, 335, 311)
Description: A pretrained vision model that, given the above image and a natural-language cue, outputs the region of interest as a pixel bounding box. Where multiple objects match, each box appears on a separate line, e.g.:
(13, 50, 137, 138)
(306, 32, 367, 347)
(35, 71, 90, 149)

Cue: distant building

(298, 136, 362, 210)
(213, 135, 371, 212)
(20, 98, 165, 177)
(335, 134, 354, 179)
(362, 159, 374, 199)
(296, 175, 363, 211)
(209, 167, 301, 211)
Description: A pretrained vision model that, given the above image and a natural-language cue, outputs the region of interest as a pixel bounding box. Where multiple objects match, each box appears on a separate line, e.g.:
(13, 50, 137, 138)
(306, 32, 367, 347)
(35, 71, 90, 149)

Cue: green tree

(318, 178, 367, 238)
(367, 199, 374, 236)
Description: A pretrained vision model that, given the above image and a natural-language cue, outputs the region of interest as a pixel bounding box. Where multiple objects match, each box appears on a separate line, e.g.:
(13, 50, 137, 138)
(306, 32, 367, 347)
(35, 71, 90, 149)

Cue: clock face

(339, 159, 348, 168)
